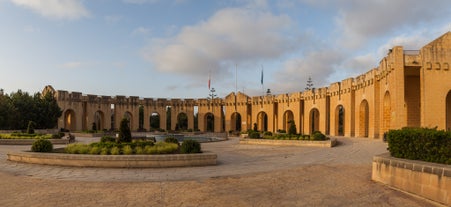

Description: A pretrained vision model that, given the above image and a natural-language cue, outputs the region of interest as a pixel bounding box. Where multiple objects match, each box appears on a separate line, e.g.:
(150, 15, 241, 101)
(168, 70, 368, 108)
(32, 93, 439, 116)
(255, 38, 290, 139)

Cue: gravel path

(0, 137, 439, 206)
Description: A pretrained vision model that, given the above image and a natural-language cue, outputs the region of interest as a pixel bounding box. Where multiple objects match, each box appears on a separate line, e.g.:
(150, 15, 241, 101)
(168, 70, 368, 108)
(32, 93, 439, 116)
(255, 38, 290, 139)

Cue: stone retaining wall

(0, 139, 69, 145)
(239, 138, 337, 148)
(7, 151, 217, 168)
(372, 153, 451, 206)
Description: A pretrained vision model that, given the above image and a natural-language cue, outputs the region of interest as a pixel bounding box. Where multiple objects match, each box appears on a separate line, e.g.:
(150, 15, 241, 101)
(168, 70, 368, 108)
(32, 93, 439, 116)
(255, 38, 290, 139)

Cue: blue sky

(0, 0, 450, 99)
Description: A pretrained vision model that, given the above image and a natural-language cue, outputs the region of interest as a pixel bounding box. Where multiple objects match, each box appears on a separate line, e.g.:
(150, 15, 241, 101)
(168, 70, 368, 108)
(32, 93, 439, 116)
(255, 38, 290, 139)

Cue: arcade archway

(335, 105, 344, 136)
(64, 109, 76, 131)
(231, 112, 242, 132)
(359, 100, 369, 137)
(205, 113, 214, 132)
(257, 111, 268, 132)
(283, 110, 294, 132)
(309, 108, 320, 134)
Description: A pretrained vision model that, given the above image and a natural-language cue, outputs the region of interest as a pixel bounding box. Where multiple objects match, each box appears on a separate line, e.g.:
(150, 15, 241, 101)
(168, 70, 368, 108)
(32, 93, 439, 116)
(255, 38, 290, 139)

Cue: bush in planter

(311, 131, 326, 141)
(288, 120, 297, 135)
(101, 136, 116, 143)
(26, 121, 35, 134)
(263, 131, 273, 136)
(180, 139, 201, 153)
(31, 139, 53, 152)
(387, 128, 451, 164)
(248, 130, 260, 139)
(164, 137, 180, 145)
(117, 118, 132, 143)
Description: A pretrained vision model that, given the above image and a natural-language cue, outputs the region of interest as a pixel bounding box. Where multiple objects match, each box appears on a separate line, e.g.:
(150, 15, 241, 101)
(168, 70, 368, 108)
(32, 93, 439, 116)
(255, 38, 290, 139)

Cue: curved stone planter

(240, 138, 337, 148)
(0, 139, 69, 145)
(372, 153, 451, 206)
(7, 151, 217, 168)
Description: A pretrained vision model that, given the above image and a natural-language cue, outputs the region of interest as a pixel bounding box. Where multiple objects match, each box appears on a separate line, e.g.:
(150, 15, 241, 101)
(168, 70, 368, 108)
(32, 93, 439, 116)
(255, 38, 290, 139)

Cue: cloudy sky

(0, 0, 450, 98)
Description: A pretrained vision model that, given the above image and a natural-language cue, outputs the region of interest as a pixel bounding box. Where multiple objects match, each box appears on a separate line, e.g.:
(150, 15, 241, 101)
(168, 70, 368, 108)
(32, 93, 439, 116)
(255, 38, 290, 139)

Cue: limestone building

(46, 32, 451, 138)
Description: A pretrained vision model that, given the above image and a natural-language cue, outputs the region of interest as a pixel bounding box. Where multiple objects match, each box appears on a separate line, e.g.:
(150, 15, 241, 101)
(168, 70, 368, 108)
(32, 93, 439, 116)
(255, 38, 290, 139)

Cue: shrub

(100, 147, 109, 155)
(101, 136, 116, 143)
(263, 131, 273, 136)
(311, 131, 326, 141)
(248, 131, 260, 139)
(123, 145, 133, 155)
(180, 140, 201, 153)
(117, 118, 132, 143)
(277, 129, 286, 133)
(110, 146, 120, 155)
(89, 146, 101, 155)
(288, 120, 297, 135)
(26, 121, 35, 134)
(134, 146, 144, 154)
(154, 142, 179, 154)
(387, 128, 451, 164)
(31, 139, 53, 152)
(164, 137, 180, 145)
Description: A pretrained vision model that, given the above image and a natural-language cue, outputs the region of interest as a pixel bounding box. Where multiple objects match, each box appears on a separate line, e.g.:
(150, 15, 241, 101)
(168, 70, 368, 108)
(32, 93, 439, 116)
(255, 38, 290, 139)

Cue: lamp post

(207, 88, 217, 132)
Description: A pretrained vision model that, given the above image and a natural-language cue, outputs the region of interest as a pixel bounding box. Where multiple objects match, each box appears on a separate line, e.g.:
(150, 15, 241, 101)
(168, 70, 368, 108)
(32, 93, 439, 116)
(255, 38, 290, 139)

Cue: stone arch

(94, 110, 104, 131)
(149, 112, 160, 130)
(257, 111, 268, 132)
(124, 111, 133, 129)
(335, 105, 344, 136)
(383, 91, 391, 133)
(177, 112, 188, 131)
(446, 91, 451, 131)
(64, 109, 76, 131)
(283, 110, 294, 132)
(309, 108, 320, 134)
(231, 112, 242, 132)
(205, 113, 215, 132)
(359, 100, 369, 137)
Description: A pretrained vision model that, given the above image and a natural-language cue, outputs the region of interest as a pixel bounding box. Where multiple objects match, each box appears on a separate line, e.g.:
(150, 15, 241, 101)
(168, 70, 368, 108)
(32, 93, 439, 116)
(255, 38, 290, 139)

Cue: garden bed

(0, 139, 68, 145)
(7, 150, 217, 168)
(239, 138, 337, 148)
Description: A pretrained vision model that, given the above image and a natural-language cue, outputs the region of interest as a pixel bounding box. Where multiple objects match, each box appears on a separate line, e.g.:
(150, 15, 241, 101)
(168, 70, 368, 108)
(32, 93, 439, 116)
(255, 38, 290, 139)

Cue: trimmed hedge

(31, 139, 53, 152)
(387, 128, 451, 165)
(180, 140, 201, 153)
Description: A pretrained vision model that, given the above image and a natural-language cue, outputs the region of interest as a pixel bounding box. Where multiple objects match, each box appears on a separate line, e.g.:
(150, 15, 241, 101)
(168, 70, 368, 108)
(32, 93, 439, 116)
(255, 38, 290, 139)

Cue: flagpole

(235, 64, 237, 111)
(261, 65, 264, 96)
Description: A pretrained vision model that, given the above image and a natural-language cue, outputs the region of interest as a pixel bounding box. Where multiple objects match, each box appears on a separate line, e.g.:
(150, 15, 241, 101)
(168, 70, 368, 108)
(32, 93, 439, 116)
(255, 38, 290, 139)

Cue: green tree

(37, 91, 62, 129)
(10, 90, 37, 129)
(288, 120, 297, 135)
(117, 118, 132, 143)
(0, 92, 14, 129)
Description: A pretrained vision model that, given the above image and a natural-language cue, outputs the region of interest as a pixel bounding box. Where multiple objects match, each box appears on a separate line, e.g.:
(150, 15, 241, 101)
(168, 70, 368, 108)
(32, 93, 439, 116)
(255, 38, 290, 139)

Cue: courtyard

(0, 137, 439, 206)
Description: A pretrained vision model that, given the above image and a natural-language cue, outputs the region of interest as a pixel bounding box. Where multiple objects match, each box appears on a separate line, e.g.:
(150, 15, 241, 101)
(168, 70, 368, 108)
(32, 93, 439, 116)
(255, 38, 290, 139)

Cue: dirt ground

(0, 137, 440, 207)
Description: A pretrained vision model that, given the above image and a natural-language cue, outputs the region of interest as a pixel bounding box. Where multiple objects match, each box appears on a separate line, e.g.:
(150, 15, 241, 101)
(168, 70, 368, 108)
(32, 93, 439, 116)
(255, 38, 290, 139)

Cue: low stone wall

(372, 153, 451, 206)
(239, 138, 337, 148)
(0, 139, 69, 145)
(7, 151, 217, 168)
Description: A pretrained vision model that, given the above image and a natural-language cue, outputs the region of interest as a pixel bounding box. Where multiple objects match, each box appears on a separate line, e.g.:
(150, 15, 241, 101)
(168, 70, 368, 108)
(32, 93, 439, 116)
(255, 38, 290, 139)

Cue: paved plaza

(0, 137, 440, 206)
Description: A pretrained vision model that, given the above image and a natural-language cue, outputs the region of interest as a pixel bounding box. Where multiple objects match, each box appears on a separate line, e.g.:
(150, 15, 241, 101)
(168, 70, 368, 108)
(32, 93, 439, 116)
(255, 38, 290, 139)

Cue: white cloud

(144, 7, 302, 79)
(131, 27, 151, 36)
(334, 0, 451, 48)
(11, 0, 89, 20)
(61, 61, 84, 69)
(104, 15, 123, 24)
(271, 50, 345, 93)
(122, 0, 159, 4)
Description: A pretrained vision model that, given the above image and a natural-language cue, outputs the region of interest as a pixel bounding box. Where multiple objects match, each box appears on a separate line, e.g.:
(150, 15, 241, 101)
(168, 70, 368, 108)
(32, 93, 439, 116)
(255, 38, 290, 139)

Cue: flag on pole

(208, 70, 211, 90)
(260, 67, 264, 85)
